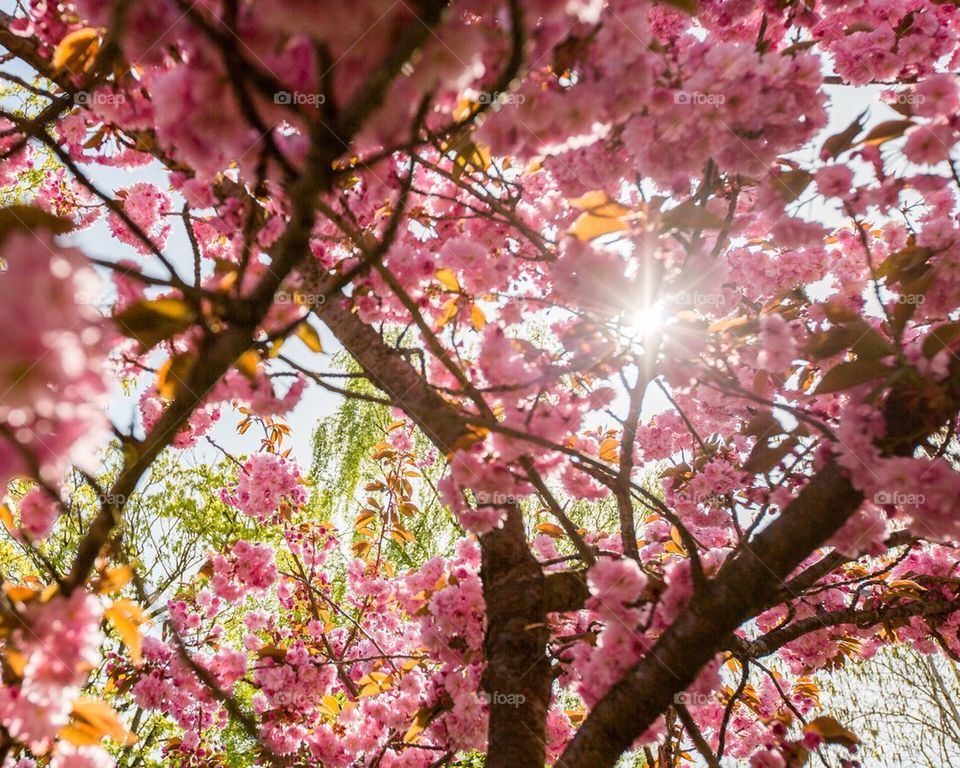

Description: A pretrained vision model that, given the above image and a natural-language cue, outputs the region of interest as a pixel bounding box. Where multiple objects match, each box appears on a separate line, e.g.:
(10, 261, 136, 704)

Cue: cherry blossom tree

(3, 0, 960, 766)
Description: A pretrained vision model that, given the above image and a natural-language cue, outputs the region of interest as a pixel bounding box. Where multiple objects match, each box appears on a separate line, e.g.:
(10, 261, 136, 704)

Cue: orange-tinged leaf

(436, 268, 461, 292)
(296, 322, 323, 353)
(664, 540, 687, 556)
(568, 190, 619, 211)
(670, 526, 684, 548)
(661, 199, 726, 229)
(156, 352, 196, 400)
(805, 716, 859, 748)
(451, 139, 492, 179)
(235, 350, 261, 380)
(814, 358, 892, 394)
(4, 584, 37, 603)
(352, 540, 372, 558)
(0, 504, 13, 533)
(570, 209, 629, 241)
(770, 169, 814, 203)
(470, 303, 487, 331)
(403, 701, 450, 743)
(359, 682, 382, 697)
(52, 28, 100, 74)
(65, 698, 136, 747)
(0, 206, 73, 242)
(355, 509, 377, 526)
(403, 719, 426, 744)
(389, 529, 415, 545)
(436, 298, 460, 329)
(105, 599, 145, 664)
(536, 522, 565, 538)
(6, 651, 27, 677)
(318, 694, 341, 718)
(448, 424, 490, 455)
(861, 119, 914, 146)
(821, 110, 866, 159)
(398, 502, 419, 516)
(96, 565, 133, 595)
(568, 191, 632, 241)
(657, 0, 698, 13)
(598, 437, 620, 462)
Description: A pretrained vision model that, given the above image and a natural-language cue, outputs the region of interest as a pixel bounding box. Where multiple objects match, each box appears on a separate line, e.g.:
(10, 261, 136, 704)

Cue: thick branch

(558, 461, 863, 768)
(737, 598, 960, 659)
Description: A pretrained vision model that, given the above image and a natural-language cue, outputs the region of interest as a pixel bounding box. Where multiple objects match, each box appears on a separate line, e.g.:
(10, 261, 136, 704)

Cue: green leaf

(814, 358, 892, 394)
(860, 119, 914, 146)
(113, 298, 197, 350)
(743, 435, 798, 474)
(804, 322, 893, 361)
(922, 322, 960, 359)
(820, 110, 866, 160)
(772, 169, 814, 202)
(660, 199, 725, 231)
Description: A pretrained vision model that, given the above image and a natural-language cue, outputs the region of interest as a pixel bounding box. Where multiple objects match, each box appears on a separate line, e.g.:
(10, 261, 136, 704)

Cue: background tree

(820, 645, 960, 767)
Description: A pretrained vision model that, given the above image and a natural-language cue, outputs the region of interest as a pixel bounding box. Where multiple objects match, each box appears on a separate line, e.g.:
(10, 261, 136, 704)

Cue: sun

(622, 300, 666, 340)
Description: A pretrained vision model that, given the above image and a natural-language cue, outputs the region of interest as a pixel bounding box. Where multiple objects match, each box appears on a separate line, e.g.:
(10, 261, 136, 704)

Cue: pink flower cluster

(211, 540, 278, 602)
(220, 453, 306, 524)
(0, 228, 108, 488)
(15, 487, 59, 541)
(0, 591, 106, 761)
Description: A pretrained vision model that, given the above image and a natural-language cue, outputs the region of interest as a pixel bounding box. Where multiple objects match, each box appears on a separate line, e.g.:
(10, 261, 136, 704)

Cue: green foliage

(0, 84, 60, 206)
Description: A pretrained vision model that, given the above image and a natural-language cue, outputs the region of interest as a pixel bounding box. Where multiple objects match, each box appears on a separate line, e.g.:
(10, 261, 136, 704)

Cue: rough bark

(313, 295, 469, 453)
(480, 505, 552, 768)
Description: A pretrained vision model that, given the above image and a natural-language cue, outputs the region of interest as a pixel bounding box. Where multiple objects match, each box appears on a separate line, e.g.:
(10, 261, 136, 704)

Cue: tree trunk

(480, 505, 552, 768)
